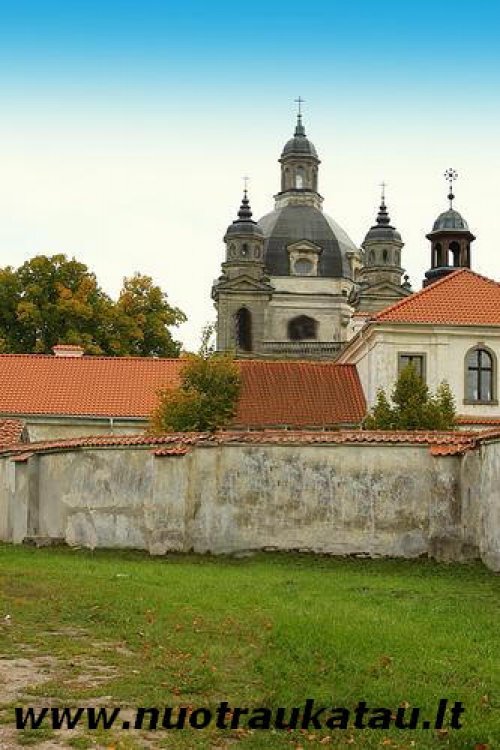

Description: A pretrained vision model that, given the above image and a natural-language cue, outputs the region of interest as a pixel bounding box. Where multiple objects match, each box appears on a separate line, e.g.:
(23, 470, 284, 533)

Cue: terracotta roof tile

(235, 361, 366, 428)
(457, 415, 500, 425)
(0, 355, 365, 427)
(0, 354, 183, 418)
(0, 428, 488, 458)
(373, 268, 500, 325)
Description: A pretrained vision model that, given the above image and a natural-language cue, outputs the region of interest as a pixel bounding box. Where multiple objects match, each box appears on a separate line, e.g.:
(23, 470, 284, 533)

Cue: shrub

(150, 354, 241, 433)
(364, 364, 456, 430)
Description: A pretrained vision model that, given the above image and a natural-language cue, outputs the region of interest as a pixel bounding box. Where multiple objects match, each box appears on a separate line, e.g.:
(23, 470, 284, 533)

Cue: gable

(214, 275, 274, 293)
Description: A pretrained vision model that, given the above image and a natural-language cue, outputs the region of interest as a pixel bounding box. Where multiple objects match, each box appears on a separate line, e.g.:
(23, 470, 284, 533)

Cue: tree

(391, 363, 431, 429)
(0, 255, 185, 356)
(112, 273, 186, 357)
(150, 354, 241, 433)
(363, 388, 396, 430)
(364, 364, 457, 430)
(198, 321, 216, 359)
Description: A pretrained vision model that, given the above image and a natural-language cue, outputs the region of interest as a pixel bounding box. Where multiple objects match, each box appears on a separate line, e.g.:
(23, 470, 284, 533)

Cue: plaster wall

(20, 418, 145, 442)
(342, 325, 500, 419)
(2, 440, 498, 570)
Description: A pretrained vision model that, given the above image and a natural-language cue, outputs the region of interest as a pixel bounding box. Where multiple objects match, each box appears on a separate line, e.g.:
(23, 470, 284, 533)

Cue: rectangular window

(398, 354, 425, 381)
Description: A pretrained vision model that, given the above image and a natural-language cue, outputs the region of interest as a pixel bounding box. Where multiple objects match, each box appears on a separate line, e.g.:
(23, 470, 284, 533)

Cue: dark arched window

(382, 249, 388, 263)
(434, 242, 442, 267)
(288, 315, 318, 341)
(466, 347, 495, 402)
(235, 308, 252, 352)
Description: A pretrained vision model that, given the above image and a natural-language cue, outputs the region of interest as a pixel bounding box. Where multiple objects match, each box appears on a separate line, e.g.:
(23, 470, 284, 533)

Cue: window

(235, 308, 252, 352)
(449, 241, 460, 267)
(383, 249, 388, 263)
(465, 347, 495, 402)
(295, 167, 305, 189)
(398, 354, 425, 381)
(288, 315, 317, 340)
(294, 258, 314, 275)
(241, 243, 249, 258)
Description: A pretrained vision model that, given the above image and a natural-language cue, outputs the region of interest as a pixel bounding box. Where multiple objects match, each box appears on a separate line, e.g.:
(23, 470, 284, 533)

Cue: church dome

(224, 191, 264, 239)
(363, 197, 402, 244)
(432, 208, 469, 232)
(280, 114, 318, 160)
(258, 204, 356, 278)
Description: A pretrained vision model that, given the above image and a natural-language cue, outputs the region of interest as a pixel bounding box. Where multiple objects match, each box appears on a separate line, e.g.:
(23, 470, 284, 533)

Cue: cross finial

(243, 175, 249, 195)
(444, 168, 458, 208)
(294, 96, 305, 116)
(380, 181, 387, 204)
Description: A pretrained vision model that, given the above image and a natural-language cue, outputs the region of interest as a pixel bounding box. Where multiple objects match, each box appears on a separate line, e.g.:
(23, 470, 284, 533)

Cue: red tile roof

(0, 428, 487, 459)
(236, 361, 366, 428)
(0, 354, 183, 419)
(0, 419, 26, 448)
(0, 355, 365, 428)
(373, 268, 500, 325)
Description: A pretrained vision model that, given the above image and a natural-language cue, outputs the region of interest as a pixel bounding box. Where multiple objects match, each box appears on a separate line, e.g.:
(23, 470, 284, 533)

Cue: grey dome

(224, 191, 264, 239)
(363, 199, 401, 244)
(280, 114, 318, 160)
(432, 208, 469, 232)
(257, 204, 356, 278)
(281, 135, 318, 159)
(364, 225, 401, 242)
(225, 220, 263, 238)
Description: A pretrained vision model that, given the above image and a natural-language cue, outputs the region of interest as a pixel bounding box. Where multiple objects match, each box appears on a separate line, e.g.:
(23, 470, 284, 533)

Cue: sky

(0, 0, 499, 351)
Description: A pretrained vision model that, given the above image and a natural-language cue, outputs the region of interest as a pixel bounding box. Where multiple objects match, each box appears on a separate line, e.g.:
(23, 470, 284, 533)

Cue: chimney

(52, 344, 85, 358)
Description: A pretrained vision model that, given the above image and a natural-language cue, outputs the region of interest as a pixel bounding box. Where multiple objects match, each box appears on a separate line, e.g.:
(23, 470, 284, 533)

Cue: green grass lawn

(0, 544, 498, 749)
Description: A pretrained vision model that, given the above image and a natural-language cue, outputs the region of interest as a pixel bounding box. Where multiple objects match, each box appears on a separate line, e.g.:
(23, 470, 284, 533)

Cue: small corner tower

(212, 186, 273, 355)
(355, 185, 412, 313)
(424, 169, 476, 287)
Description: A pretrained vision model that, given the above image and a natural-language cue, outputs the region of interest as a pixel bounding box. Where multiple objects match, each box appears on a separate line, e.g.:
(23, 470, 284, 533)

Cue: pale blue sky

(0, 0, 499, 348)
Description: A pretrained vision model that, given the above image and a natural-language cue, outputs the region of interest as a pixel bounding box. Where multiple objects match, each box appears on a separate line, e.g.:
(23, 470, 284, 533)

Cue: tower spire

(445, 168, 458, 209)
(376, 182, 390, 226)
(294, 96, 306, 136)
(236, 186, 253, 222)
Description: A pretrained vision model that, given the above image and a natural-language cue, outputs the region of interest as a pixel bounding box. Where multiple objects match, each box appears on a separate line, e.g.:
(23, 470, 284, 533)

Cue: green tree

(391, 363, 431, 429)
(198, 321, 216, 359)
(0, 255, 185, 356)
(113, 273, 186, 357)
(150, 354, 241, 433)
(363, 388, 396, 430)
(364, 364, 457, 430)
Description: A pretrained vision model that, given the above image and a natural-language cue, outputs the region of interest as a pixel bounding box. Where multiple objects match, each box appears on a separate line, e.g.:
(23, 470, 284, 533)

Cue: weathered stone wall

(0, 440, 498, 571)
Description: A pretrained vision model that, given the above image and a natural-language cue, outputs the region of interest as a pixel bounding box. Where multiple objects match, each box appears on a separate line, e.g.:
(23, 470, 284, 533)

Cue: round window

(294, 258, 313, 275)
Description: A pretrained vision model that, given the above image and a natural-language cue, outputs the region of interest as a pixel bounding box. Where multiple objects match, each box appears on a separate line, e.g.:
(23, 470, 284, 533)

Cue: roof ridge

(239, 360, 354, 368)
(0, 353, 183, 362)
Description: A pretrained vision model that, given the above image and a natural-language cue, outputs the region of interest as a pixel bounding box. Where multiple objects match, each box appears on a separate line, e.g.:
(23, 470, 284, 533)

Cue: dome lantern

(277, 98, 321, 201)
(424, 169, 476, 287)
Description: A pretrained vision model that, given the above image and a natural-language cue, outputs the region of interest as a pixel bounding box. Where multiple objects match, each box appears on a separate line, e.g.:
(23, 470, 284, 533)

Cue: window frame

(397, 352, 427, 382)
(463, 345, 498, 405)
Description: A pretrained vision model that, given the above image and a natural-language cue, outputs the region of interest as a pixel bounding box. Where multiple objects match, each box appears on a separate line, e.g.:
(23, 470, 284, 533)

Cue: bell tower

(212, 187, 273, 355)
(424, 169, 476, 287)
(355, 186, 412, 312)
